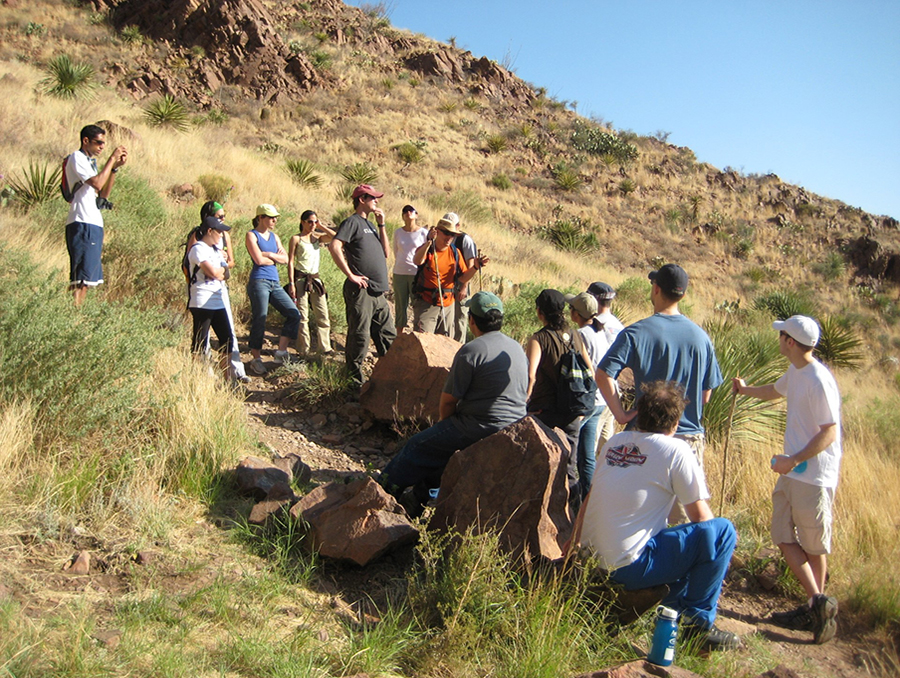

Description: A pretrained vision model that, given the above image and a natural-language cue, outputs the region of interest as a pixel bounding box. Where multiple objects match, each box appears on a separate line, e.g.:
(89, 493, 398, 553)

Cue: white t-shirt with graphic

(580, 430, 709, 570)
(188, 241, 227, 309)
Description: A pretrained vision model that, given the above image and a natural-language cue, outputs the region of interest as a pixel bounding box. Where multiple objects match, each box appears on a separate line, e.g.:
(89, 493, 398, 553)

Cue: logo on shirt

(606, 443, 647, 468)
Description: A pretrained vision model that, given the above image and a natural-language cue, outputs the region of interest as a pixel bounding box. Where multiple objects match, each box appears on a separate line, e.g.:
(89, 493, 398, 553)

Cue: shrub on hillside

(815, 315, 863, 370)
(197, 174, 233, 203)
(285, 158, 322, 187)
(570, 122, 638, 165)
(7, 161, 60, 211)
(341, 162, 378, 185)
(394, 140, 425, 164)
(143, 95, 190, 132)
(490, 173, 512, 190)
(40, 54, 96, 99)
(752, 290, 818, 320)
(539, 217, 597, 254)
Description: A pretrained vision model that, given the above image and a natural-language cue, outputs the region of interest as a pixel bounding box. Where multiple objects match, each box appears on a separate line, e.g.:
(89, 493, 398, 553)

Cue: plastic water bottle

(771, 457, 807, 473)
(647, 605, 678, 666)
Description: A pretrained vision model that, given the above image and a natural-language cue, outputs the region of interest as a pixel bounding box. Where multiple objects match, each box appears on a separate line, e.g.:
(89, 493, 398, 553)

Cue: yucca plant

(340, 162, 378, 185)
(40, 54, 96, 99)
(703, 317, 787, 446)
(143, 94, 190, 132)
(484, 134, 508, 154)
(815, 315, 864, 370)
(7, 161, 61, 210)
(552, 164, 582, 192)
(752, 290, 818, 321)
(285, 158, 322, 187)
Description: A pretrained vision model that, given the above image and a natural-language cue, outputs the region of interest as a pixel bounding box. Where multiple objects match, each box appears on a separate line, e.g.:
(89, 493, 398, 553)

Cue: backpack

(60, 153, 83, 203)
(182, 227, 202, 284)
(556, 333, 597, 418)
(412, 241, 462, 306)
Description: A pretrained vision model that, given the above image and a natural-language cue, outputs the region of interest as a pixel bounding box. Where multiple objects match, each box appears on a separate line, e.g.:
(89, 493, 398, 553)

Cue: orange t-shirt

(420, 245, 468, 307)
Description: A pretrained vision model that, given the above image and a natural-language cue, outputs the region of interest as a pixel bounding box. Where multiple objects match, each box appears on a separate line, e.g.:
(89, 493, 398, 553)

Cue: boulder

(248, 481, 296, 525)
(289, 478, 418, 566)
(430, 416, 572, 563)
(359, 332, 460, 422)
(575, 661, 704, 678)
(235, 454, 310, 500)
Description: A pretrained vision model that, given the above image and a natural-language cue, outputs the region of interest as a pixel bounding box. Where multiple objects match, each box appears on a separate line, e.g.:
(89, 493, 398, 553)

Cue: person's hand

(771, 455, 795, 475)
(113, 146, 128, 168)
(732, 377, 746, 395)
(372, 207, 385, 226)
(349, 273, 369, 289)
(476, 254, 490, 268)
(287, 282, 296, 300)
(427, 227, 437, 242)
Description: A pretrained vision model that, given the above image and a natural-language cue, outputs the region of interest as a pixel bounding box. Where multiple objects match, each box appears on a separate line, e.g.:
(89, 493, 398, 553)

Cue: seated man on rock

(569, 380, 740, 652)
(379, 291, 528, 514)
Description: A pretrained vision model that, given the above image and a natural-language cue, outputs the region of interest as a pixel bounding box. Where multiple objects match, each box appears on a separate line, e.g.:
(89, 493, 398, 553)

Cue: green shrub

(197, 174, 233, 203)
(120, 25, 144, 44)
(813, 251, 846, 281)
(25, 22, 46, 36)
(490, 173, 512, 190)
(394, 140, 425, 164)
(7, 161, 60, 211)
(285, 158, 322, 187)
(570, 122, 638, 165)
(551, 163, 582, 192)
(0, 249, 175, 443)
(40, 54, 96, 99)
(618, 178, 636, 196)
(143, 95, 190, 132)
(539, 217, 598, 254)
(438, 100, 457, 113)
(463, 98, 482, 110)
(288, 360, 354, 408)
(341, 162, 378, 185)
(752, 290, 817, 320)
(309, 49, 332, 69)
(205, 108, 228, 125)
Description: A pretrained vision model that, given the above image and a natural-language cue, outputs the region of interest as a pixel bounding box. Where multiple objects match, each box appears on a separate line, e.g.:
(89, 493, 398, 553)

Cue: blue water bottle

(647, 605, 678, 666)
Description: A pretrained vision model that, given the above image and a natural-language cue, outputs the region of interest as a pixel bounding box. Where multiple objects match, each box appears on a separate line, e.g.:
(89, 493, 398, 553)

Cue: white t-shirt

(580, 431, 709, 570)
(188, 241, 227, 309)
(65, 150, 103, 227)
(774, 359, 842, 488)
(392, 227, 428, 275)
(596, 309, 624, 347)
(579, 323, 612, 406)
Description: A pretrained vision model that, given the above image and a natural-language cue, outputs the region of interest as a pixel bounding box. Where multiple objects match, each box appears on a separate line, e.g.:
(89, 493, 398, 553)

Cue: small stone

(282, 418, 300, 430)
(756, 561, 779, 591)
(134, 551, 157, 566)
(317, 628, 329, 642)
(93, 629, 122, 649)
(361, 420, 374, 431)
(360, 447, 381, 455)
(310, 413, 327, 428)
(67, 551, 91, 575)
(348, 415, 362, 424)
(322, 433, 344, 445)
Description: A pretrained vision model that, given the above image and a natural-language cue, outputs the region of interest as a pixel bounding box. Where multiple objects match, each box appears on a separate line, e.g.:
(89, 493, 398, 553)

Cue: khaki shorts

(770, 475, 834, 555)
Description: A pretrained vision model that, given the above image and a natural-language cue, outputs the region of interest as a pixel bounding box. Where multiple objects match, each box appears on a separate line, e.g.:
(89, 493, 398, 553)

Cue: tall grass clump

(6, 161, 61, 210)
(285, 158, 322, 187)
(288, 359, 354, 408)
(197, 173, 233, 203)
(143, 94, 190, 132)
(40, 54, 96, 99)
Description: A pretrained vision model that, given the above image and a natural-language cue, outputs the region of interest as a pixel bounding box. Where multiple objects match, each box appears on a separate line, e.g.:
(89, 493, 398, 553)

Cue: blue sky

(346, 1, 899, 219)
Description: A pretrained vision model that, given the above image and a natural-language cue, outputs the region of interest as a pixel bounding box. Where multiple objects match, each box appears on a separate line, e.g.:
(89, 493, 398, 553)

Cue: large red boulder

(429, 416, 572, 563)
(359, 331, 460, 422)
(289, 478, 418, 566)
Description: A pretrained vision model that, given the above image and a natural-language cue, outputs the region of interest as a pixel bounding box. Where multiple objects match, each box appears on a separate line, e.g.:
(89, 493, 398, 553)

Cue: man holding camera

(65, 124, 127, 305)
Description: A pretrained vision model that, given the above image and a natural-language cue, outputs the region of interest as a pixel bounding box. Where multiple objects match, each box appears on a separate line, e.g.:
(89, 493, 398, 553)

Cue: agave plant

(340, 162, 378, 185)
(703, 317, 787, 446)
(752, 290, 818, 321)
(285, 158, 322, 187)
(815, 315, 864, 370)
(143, 95, 190, 132)
(40, 54, 96, 99)
(7, 161, 61, 210)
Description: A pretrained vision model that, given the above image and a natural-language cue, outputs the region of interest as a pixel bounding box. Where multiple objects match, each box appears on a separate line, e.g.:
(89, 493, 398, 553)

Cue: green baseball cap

(464, 291, 503, 317)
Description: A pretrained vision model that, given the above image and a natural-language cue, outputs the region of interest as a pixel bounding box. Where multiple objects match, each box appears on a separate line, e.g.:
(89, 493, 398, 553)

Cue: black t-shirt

(334, 213, 390, 294)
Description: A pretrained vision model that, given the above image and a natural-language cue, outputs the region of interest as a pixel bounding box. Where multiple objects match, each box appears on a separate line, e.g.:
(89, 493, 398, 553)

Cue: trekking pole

(718, 385, 739, 516)
(431, 238, 448, 333)
(478, 248, 484, 292)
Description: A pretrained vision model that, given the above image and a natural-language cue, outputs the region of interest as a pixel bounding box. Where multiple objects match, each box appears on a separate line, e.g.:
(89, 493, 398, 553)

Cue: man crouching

(570, 380, 740, 651)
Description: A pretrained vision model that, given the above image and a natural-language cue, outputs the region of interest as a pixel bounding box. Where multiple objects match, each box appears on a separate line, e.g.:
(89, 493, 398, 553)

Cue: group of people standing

(64, 126, 844, 654)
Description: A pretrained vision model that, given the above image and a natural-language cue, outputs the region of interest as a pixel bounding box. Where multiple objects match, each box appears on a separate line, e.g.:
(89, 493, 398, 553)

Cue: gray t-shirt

(444, 330, 528, 439)
(334, 213, 390, 294)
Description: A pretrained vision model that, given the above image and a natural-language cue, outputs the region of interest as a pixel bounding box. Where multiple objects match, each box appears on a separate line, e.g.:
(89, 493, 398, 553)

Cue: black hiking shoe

(811, 594, 838, 644)
(770, 603, 815, 631)
(680, 623, 742, 651)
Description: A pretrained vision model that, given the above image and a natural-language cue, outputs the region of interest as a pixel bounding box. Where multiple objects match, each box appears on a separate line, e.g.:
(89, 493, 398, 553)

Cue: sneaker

(811, 594, 838, 644)
(233, 374, 251, 384)
(273, 350, 291, 364)
(249, 358, 267, 375)
(770, 604, 815, 631)
(681, 623, 742, 651)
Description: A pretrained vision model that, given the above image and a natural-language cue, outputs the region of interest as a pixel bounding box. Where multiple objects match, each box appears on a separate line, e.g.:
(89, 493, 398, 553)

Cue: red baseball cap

(351, 184, 384, 199)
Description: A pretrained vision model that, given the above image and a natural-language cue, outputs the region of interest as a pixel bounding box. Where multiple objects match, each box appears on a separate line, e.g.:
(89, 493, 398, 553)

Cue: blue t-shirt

(598, 313, 723, 435)
(249, 230, 281, 281)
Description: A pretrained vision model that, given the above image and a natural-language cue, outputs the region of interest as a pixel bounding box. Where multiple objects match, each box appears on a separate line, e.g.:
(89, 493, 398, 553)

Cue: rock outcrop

(429, 416, 572, 563)
(359, 331, 460, 422)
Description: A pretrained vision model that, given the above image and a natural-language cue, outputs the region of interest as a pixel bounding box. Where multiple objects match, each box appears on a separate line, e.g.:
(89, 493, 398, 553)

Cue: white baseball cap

(773, 315, 820, 347)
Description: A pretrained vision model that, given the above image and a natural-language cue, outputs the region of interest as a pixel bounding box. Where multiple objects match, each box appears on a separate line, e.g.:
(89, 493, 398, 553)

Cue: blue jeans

(380, 418, 482, 502)
(576, 404, 606, 499)
(610, 518, 737, 628)
(246, 278, 301, 350)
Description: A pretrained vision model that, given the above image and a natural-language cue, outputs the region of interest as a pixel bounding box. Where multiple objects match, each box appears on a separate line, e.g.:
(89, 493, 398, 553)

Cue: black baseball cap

(587, 281, 616, 301)
(648, 263, 688, 296)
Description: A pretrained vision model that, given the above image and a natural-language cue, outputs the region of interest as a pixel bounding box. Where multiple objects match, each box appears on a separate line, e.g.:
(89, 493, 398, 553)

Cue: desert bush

(814, 315, 863, 370)
(570, 122, 638, 165)
(285, 158, 322, 187)
(394, 140, 425, 164)
(205, 108, 228, 125)
(463, 98, 482, 110)
(6, 161, 60, 211)
(40, 54, 96, 99)
(552, 163, 582, 192)
(618, 178, 636, 196)
(288, 360, 354, 408)
(752, 290, 817, 320)
(143, 95, 190, 132)
(813, 251, 846, 281)
(120, 25, 144, 44)
(25, 22, 46, 36)
(197, 174, 233, 203)
(341, 162, 378, 185)
(490, 173, 512, 190)
(438, 100, 457, 113)
(308, 49, 332, 69)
